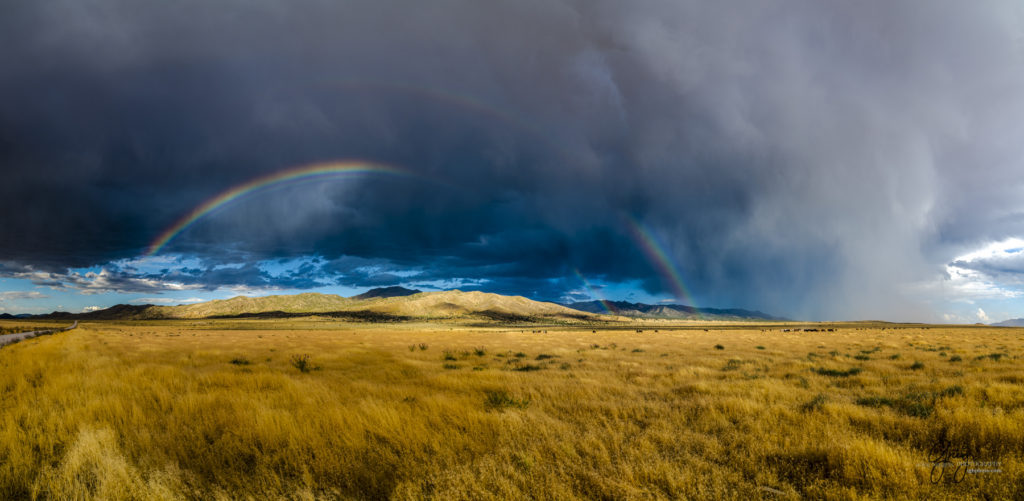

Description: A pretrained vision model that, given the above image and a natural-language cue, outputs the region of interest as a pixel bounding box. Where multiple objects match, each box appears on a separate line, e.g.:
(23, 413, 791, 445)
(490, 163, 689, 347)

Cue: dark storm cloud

(2, 1, 1024, 318)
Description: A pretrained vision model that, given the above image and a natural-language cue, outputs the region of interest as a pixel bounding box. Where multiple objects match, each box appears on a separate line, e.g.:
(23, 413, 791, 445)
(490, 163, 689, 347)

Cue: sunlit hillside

(49, 291, 599, 323)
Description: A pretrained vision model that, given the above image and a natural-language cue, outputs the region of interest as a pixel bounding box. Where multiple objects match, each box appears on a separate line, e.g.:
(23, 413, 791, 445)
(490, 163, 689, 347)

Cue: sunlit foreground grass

(1, 321, 1022, 500)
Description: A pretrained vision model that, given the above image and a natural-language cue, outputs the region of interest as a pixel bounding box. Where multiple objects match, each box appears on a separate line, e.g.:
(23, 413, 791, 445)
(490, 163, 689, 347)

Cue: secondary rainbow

(621, 215, 701, 317)
(147, 161, 406, 256)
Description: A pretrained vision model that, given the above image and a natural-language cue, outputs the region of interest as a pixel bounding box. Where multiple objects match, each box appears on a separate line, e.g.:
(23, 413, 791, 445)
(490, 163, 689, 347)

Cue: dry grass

(1, 320, 1022, 499)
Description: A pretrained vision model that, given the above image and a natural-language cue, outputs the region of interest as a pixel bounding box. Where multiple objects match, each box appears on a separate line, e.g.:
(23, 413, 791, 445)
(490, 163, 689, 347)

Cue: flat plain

(0, 319, 1021, 500)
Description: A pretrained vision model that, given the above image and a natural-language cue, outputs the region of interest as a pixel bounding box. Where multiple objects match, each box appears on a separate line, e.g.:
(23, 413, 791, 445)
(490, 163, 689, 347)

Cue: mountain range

(991, 318, 1024, 327)
(563, 300, 786, 320)
(0, 313, 34, 319)
(33, 288, 784, 323)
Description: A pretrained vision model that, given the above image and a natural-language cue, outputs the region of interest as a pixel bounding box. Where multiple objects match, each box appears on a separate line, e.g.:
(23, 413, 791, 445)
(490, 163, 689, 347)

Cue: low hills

(44, 289, 596, 323)
(38, 288, 785, 323)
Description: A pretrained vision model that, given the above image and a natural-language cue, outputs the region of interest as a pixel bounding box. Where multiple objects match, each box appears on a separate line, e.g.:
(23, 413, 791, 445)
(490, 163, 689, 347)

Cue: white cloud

(953, 238, 1024, 263)
(977, 307, 990, 323)
(930, 238, 1024, 301)
(6, 267, 202, 295)
(0, 291, 49, 301)
(82, 306, 102, 312)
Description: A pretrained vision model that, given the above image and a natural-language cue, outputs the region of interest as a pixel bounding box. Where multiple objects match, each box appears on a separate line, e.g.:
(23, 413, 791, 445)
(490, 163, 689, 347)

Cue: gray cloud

(2, 1, 1024, 319)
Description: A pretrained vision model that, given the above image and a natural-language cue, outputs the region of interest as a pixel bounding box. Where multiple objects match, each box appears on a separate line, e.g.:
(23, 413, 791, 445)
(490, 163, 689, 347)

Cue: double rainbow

(147, 161, 405, 256)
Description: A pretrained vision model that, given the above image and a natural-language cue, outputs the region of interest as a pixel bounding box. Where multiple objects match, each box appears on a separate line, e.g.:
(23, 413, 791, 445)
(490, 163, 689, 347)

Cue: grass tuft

(483, 390, 529, 411)
(799, 394, 827, 412)
(512, 364, 543, 372)
(812, 367, 862, 377)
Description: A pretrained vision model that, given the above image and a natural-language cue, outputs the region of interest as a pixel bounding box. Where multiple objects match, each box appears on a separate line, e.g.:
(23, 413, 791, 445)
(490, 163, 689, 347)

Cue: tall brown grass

(0, 321, 1021, 499)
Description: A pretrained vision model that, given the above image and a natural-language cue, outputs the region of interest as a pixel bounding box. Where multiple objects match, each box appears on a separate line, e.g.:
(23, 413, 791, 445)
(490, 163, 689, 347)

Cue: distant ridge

(991, 318, 1024, 327)
(352, 286, 421, 300)
(563, 300, 786, 321)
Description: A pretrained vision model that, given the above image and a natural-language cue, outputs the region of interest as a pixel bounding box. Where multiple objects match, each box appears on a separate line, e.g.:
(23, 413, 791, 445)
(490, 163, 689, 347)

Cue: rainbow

(621, 215, 700, 316)
(147, 161, 406, 256)
(572, 268, 615, 315)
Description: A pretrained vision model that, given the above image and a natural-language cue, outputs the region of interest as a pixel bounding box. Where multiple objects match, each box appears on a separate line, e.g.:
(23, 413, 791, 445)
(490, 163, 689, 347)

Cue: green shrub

(290, 354, 317, 373)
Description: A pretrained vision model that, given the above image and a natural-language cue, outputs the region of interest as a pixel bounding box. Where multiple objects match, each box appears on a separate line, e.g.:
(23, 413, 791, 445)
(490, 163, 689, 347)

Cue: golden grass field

(0, 319, 1022, 500)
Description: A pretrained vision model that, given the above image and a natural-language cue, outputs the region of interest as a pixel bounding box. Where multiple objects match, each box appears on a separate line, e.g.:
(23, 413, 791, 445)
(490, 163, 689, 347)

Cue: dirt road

(0, 321, 77, 347)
